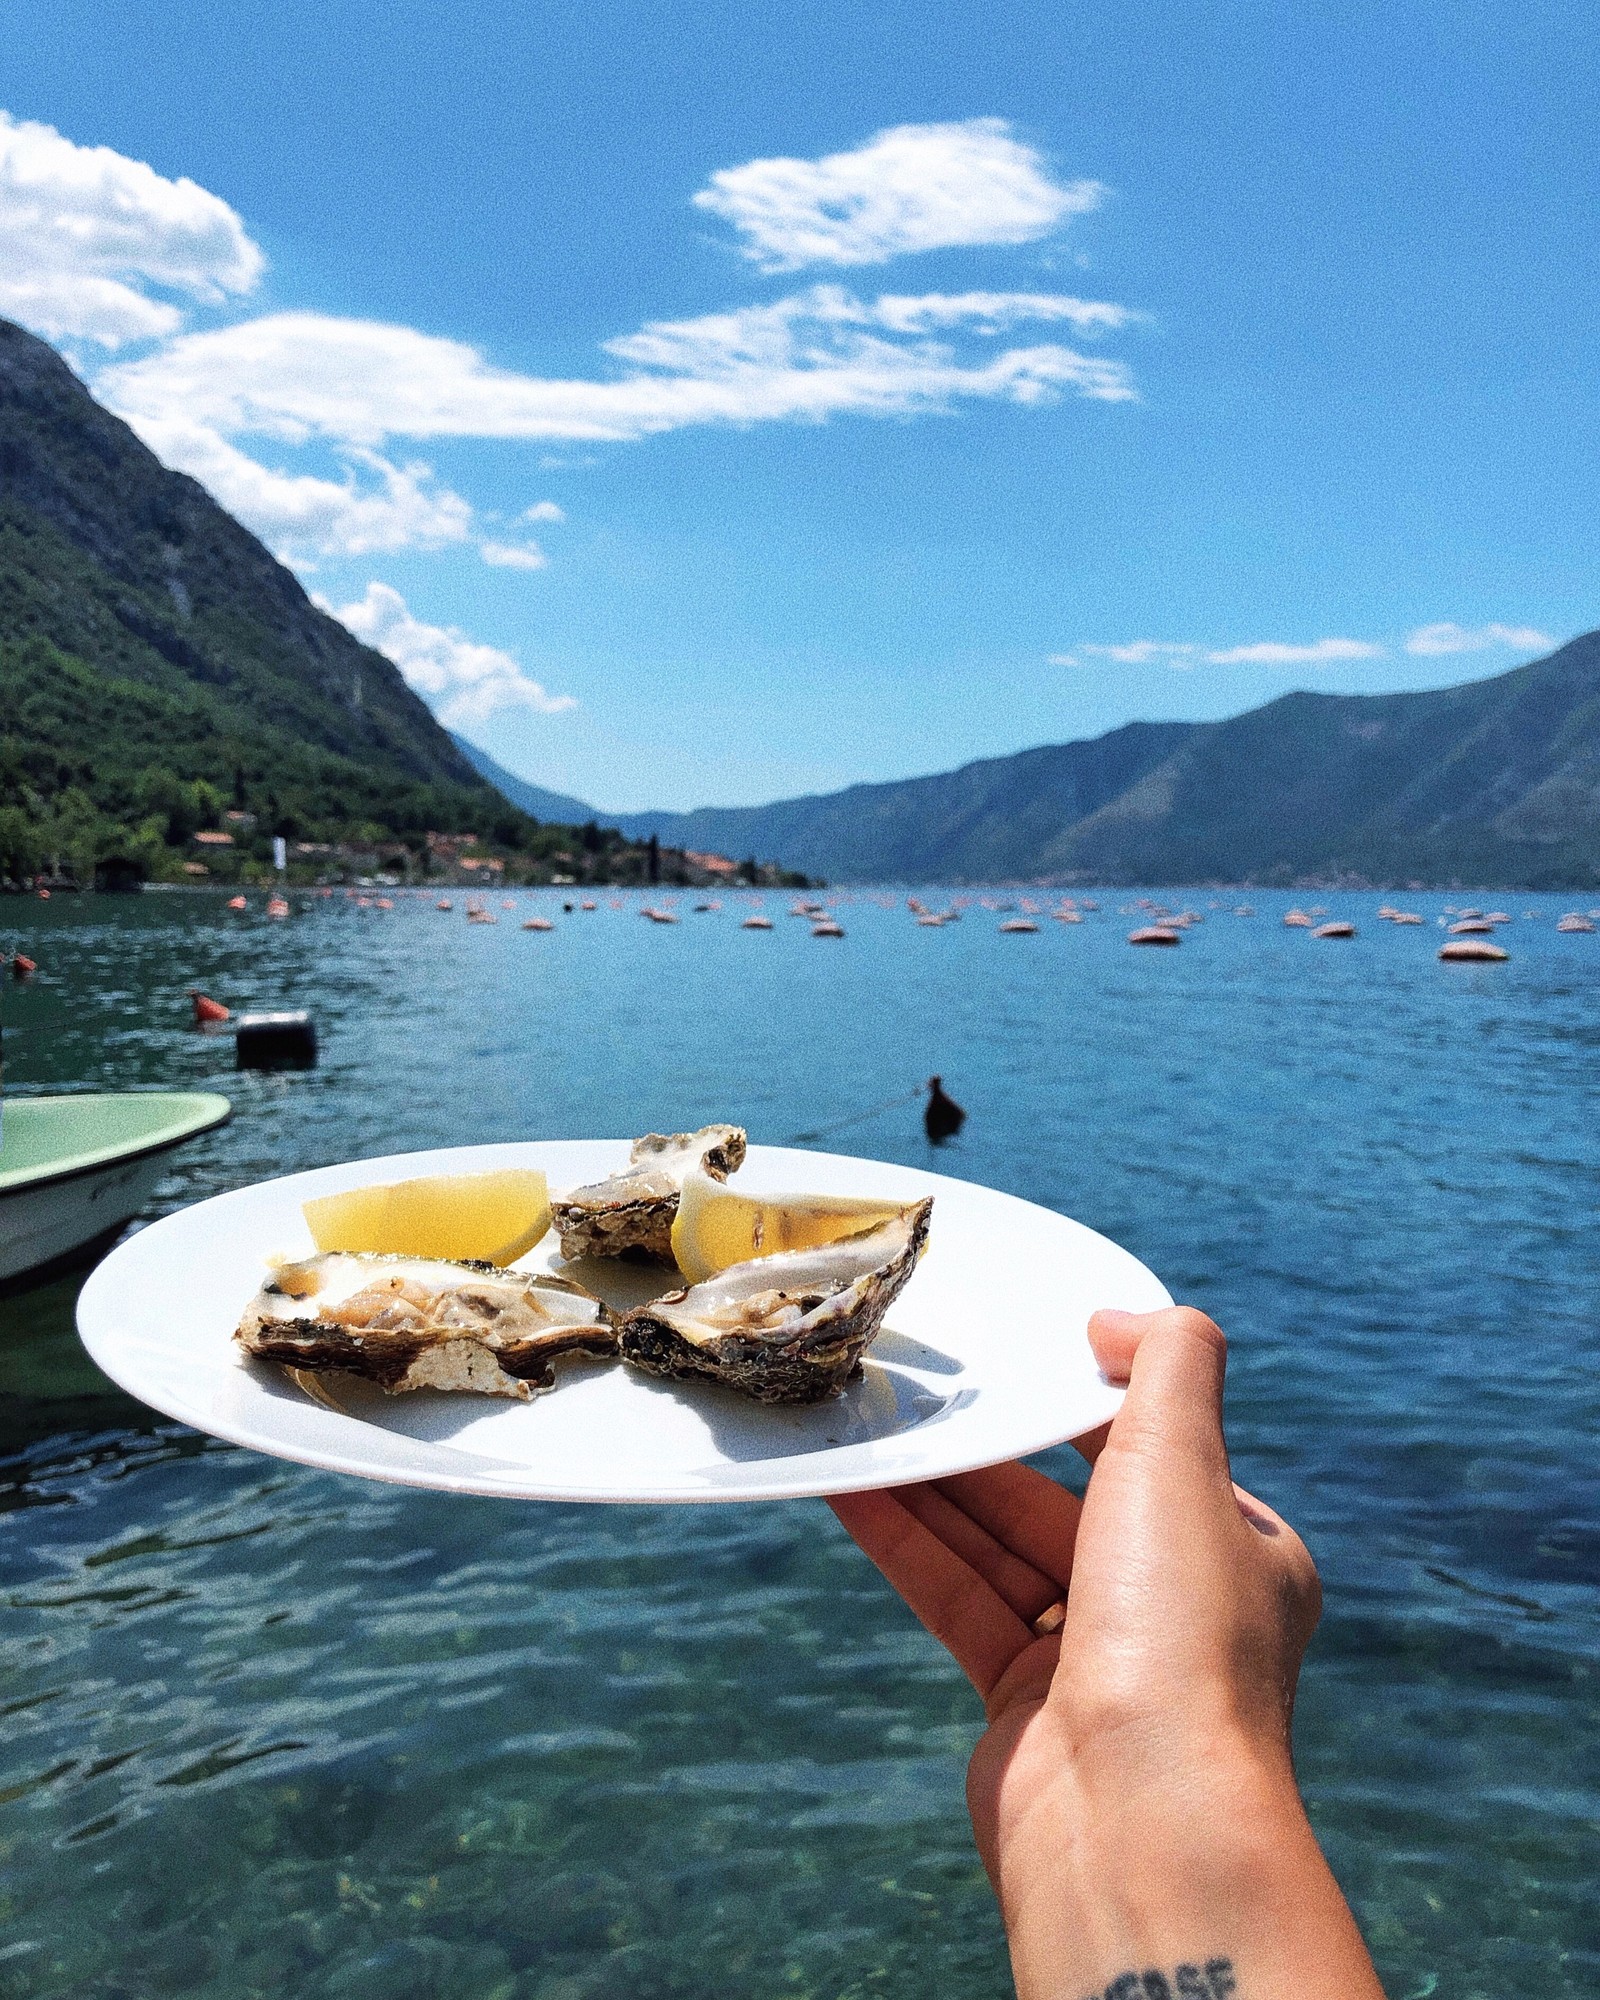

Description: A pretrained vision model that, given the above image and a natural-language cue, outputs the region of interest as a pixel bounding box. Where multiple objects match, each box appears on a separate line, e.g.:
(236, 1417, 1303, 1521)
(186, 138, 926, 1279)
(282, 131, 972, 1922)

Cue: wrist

(991, 1724, 1337, 2000)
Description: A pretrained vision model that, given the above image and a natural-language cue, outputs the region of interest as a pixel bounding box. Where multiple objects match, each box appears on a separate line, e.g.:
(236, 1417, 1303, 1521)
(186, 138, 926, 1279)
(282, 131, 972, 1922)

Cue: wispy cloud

(0, 111, 262, 347)
(1056, 636, 1385, 668)
(479, 539, 548, 570)
(96, 289, 1134, 556)
(1204, 637, 1382, 665)
(693, 119, 1101, 272)
(1405, 621, 1551, 657)
(1072, 640, 1198, 666)
(100, 289, 1134, 450)
(871, 290, 1133, 335)
(321, 582, 576, 729)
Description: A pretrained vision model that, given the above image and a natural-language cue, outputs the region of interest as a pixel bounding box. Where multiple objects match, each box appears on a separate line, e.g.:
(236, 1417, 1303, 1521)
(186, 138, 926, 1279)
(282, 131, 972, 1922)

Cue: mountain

(604, 722, 1194, 878)
(590, 636, 1600, 887)
(449, 734, 597, 825)
(0, 317, 555, 884)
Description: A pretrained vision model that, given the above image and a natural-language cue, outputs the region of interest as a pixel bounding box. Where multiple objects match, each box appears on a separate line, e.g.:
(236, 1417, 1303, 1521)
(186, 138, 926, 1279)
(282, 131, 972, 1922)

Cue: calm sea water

(2, 888, 1597, 2000)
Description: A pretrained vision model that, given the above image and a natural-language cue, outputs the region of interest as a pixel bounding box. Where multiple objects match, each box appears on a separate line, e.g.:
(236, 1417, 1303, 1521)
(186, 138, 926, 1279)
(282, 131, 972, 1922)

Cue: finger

(930, 1461, 1083, 1590)
(1086, 1305, 1148, 1381)
(828, 1490, 1033, 1697)
(893, 1479, 1061, 1621)
(1089, 1307, 1234, 1505)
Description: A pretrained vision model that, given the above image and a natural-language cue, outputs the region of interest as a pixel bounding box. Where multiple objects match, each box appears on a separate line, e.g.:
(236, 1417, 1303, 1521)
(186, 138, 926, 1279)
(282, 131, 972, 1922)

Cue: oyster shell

(553, 1125, 747, 1263)
(236, 1253, 615, 1399)
(616, 1197, 932, 1403)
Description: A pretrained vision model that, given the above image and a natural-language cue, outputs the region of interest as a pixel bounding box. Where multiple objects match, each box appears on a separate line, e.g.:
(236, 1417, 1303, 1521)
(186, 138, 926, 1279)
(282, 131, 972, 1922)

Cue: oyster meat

(616, 1198, 932, 1403)
(236, 1253, 615, 1399)
(553, 1125, 747, 1263)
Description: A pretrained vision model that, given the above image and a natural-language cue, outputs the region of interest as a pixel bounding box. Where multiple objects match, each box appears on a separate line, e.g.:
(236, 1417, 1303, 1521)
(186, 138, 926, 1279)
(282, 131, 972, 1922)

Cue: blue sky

(2, 0, 1595, 810)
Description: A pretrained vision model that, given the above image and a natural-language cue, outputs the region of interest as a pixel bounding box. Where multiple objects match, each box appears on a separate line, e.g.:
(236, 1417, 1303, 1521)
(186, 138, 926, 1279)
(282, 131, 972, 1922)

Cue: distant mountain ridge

(470, 638, 1600, 887)
(449, 735, 597, 826)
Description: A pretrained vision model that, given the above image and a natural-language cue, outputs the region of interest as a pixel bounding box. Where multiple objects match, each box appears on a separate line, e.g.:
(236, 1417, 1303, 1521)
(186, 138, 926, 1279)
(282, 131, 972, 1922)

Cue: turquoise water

(2, 888, 1597, 1999)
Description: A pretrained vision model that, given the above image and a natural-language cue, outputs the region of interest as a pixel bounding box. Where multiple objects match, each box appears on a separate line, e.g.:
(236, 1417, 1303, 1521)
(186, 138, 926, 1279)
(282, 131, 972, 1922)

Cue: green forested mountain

(0, 317, 622, 886)
(602, 634, 1600, 886)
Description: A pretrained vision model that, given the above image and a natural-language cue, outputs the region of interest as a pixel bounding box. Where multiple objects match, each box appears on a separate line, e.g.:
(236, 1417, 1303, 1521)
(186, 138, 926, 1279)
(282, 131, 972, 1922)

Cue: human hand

(829, 1307, 1381, 2000)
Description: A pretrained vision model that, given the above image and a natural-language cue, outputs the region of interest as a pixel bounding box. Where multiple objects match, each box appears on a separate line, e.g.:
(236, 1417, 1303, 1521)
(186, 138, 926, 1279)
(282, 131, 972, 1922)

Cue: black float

(235, 1012, 318, 1070)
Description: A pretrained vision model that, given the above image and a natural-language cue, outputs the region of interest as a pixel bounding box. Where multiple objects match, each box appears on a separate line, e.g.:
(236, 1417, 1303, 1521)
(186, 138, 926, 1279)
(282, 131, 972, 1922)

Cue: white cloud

(94, 287, 1134, 553)
(1204, 637, 1383, 666)
(0, 110, 262, 347)
(871, 291, 1133, 335)
(322, 582, 577, 729)
(1078, 640, 1198, 666)
(693, 119, 1101, 271)
(126, 412, 473, 564)
(99, 288, 1134, 454)
(1061, 636, 1390, 669)
(1405, 621, 1552, 657)
(521, 500, 565, 523)
(480, 539, 548, 570)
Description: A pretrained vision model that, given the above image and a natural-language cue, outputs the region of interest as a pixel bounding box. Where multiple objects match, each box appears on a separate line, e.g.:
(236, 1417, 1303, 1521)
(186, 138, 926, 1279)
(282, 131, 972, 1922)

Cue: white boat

(0, 1092, 230, 1285)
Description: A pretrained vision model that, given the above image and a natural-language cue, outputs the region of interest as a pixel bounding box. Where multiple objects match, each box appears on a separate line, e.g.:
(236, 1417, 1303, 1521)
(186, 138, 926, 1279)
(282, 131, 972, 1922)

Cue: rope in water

(783, 1086, 924, 1148)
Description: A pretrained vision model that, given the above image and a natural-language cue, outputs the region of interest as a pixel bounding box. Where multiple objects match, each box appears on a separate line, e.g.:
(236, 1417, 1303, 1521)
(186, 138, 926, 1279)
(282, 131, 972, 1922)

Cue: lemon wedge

(303, 1168, 551, 1267)
(671, 1172, 913, 1284)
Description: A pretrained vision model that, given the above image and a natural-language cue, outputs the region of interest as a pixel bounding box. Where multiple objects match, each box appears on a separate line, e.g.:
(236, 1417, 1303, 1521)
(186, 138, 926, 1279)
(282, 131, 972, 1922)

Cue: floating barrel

(235, 1011, 318, 1069)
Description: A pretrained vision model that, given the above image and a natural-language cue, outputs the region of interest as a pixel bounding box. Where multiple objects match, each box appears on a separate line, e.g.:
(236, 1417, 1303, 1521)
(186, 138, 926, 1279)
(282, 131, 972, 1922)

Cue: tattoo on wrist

(1083, 1959, 1237, 2000)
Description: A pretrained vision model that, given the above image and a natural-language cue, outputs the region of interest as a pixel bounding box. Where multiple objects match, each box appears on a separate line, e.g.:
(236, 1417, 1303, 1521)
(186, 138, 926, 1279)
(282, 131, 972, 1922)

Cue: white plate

(76, 1141, 1168, 1504)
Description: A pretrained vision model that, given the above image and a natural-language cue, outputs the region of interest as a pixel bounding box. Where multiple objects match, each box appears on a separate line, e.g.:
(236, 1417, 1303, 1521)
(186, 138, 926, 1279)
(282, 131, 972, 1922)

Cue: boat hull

(0, 1092, 231, 1286)
(0, 1150, 174, 1283)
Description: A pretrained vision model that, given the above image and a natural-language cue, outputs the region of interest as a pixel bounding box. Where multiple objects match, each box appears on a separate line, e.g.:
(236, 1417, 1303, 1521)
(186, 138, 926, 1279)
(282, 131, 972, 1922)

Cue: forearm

(991, 1740, 1384, 2000)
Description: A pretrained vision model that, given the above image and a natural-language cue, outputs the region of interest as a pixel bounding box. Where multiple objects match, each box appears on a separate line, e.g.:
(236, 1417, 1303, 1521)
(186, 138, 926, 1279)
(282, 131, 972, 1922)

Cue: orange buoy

(37, 888, 50, 901)
(1313, 922, 1356, 938)
(227, 895, 248, 911)
(1440, 940, 1508, 962)
(12, 953, 38, 979)
(190, 990, 230, 1024)
(436, 899, 453, 911)
(1129, 926, 1180, 946)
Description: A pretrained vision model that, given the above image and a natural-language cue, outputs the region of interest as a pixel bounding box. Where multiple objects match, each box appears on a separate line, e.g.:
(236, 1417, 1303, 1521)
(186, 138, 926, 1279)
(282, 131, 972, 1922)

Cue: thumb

(1087, 1306, 1234, 1504)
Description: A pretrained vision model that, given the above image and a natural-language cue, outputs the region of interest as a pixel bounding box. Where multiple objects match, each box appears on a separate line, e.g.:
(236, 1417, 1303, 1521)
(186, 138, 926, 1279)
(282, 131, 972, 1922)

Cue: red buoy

(190, 990, 230, 1024)
(12, 953, 38, 979)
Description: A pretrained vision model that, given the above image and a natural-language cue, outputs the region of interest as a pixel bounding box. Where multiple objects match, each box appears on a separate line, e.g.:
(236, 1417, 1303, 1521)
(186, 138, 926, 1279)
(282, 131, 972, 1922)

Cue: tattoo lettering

(1083, 1962, 1237, 2000)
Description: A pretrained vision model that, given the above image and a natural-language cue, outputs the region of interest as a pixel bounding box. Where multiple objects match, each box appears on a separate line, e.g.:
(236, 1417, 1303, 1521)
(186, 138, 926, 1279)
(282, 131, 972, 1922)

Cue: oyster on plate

(553, 1125, 747, 1264)
(236, 1252, 615, 1399)
(616, 1197, 932, 1403)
